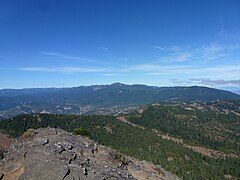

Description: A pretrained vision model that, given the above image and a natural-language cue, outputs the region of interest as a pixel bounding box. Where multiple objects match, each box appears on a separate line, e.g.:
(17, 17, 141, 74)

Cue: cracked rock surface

(0, 128, 179, 180)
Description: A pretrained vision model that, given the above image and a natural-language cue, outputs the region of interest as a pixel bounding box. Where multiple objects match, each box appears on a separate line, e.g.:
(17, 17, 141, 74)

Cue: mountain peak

(110, 82, 126, 86)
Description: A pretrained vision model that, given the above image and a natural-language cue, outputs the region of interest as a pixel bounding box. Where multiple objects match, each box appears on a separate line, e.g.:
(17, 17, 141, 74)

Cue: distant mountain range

(0, 83, 240, 119)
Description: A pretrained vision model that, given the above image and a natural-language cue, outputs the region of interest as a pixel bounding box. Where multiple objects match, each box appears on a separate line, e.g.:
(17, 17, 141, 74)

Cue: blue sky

(1, 0, 240, 90)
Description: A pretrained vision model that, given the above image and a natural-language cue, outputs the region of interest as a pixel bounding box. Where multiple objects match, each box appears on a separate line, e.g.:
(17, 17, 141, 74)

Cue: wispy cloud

(18, 62, 240, 81)
(99, 47, 108, 50)
(20, 66, 107, 73)
(191, 79, 240, 86)
(156, 52, 192, 62)
(214, 27, 240, 41)
(154, 42, 240, 63)
(102, 73, 117, 76)
(153, 46, 166, 51)
(119, 64, 182, 73)
(41, 52, 63, 56)
(153, 45, 183, 52)
(171, 78, 240, 87)
(120, 63, 240, 79)
(146, 72, 173, 75)
(198, 43, 227, 61)
(41, 51, 98, 63)
(171, 79, 190, 85)
(214, 25, 226, 39)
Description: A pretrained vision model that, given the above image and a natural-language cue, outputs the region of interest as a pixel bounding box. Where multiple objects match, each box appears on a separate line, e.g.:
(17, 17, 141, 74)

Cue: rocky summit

(0, 128, 179, 180)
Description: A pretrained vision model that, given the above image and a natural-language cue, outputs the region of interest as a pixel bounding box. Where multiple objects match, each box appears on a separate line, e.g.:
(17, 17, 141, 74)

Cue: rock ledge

(0, 128, 179, 180)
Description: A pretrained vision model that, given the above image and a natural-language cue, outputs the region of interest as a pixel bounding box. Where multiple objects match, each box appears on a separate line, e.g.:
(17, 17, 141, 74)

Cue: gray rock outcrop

(0, 128, 179, 180)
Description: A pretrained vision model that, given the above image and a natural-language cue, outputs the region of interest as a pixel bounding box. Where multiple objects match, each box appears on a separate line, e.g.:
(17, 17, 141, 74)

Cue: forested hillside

(127, 104, 240, 153)
(0, 102, 239, 179)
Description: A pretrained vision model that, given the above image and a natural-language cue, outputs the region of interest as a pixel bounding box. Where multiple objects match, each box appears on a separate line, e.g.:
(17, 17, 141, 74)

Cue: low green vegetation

(73, 128, 91, 137)
(127, 105, 240, 153)
(0, 102, 239, 179)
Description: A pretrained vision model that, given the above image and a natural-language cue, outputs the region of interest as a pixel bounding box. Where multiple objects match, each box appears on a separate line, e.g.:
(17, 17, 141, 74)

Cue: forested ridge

(0, 103, 239, 179)
(1, 83, 240, 120)
(127, 105, 240, 153)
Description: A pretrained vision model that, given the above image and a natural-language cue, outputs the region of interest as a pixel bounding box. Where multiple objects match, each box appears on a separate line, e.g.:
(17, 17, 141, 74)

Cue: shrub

(22, 128, 36, 139)
(72, 128, 91, 137)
